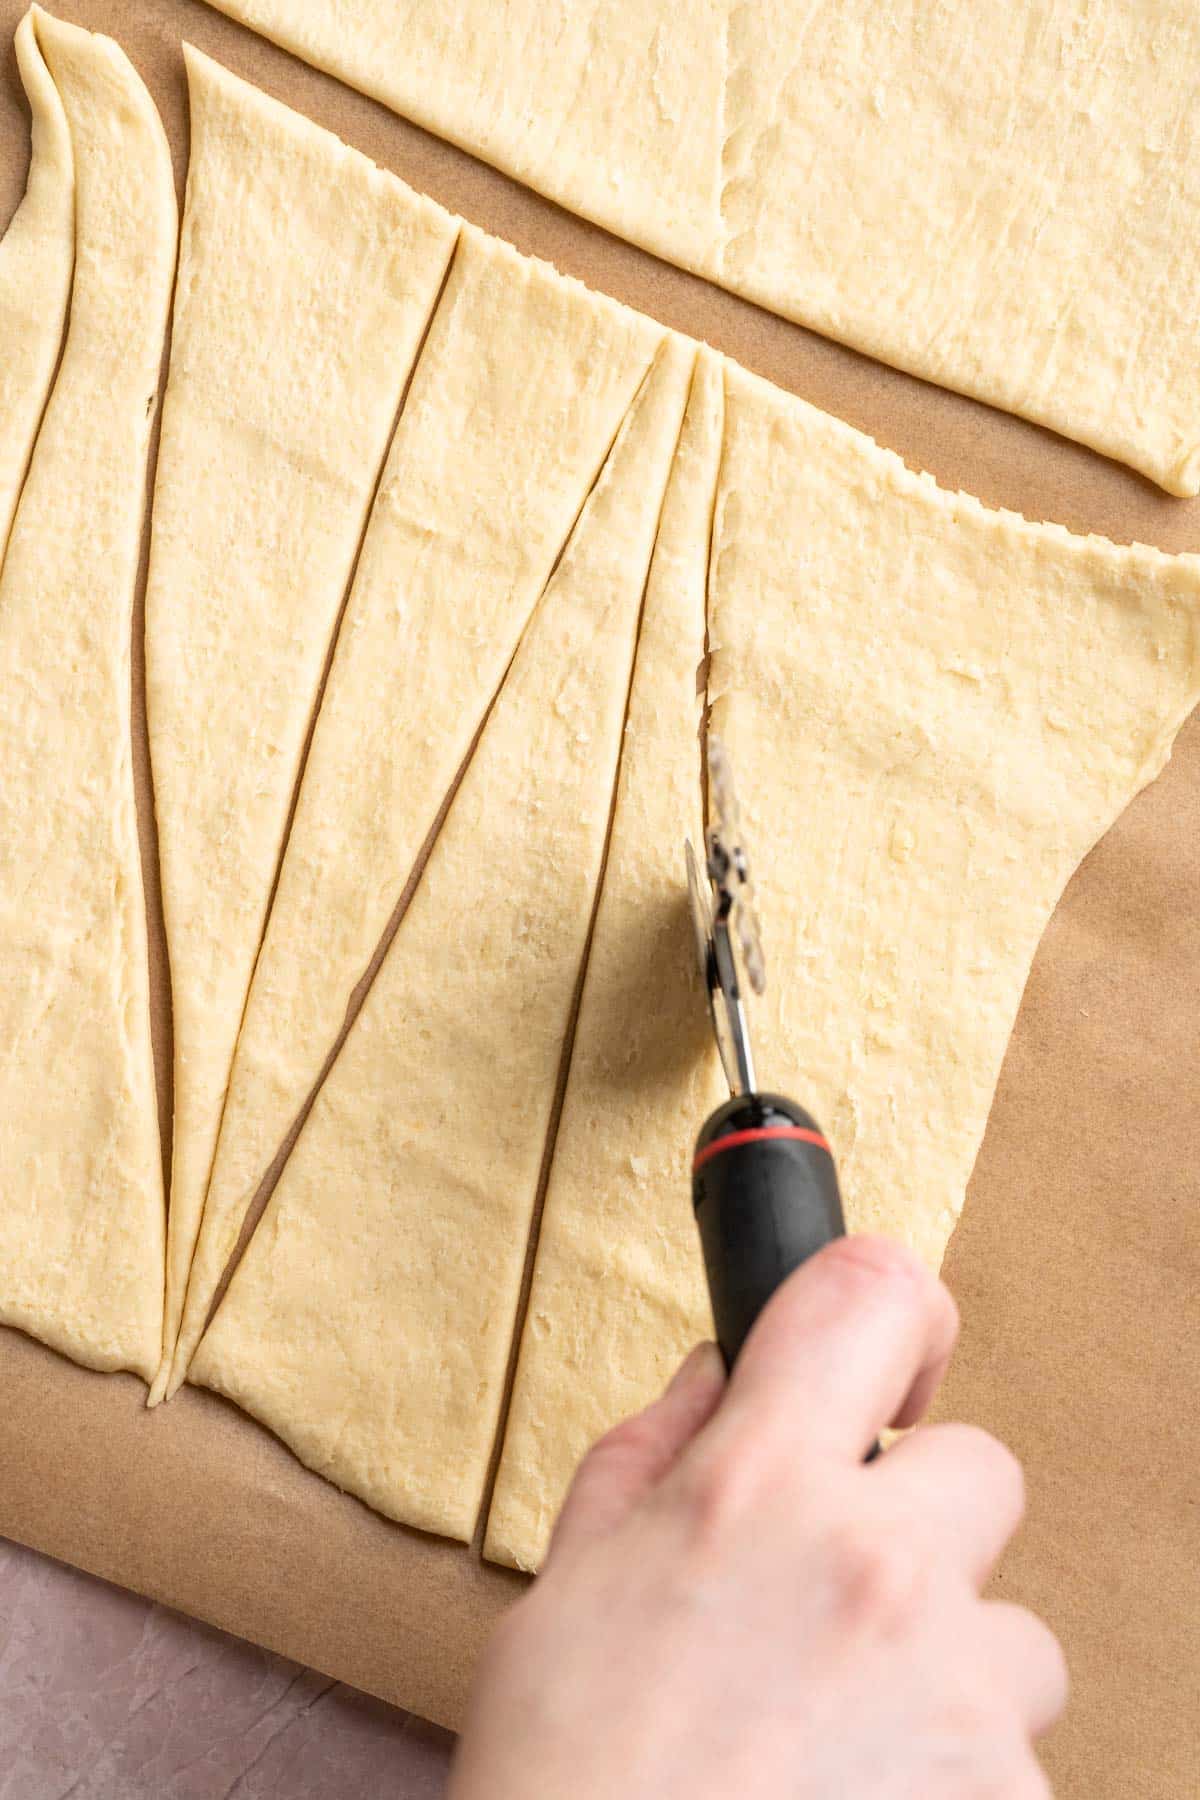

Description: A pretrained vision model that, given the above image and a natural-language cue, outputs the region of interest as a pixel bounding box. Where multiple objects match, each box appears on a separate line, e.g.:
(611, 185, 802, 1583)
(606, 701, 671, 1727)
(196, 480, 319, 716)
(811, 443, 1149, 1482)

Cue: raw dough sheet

(206, 0, 1200, 494)
(189, 341, 695, 1538)
(145, 50, 458, 1399)
(486, 349, 725, 1573)
(0, 7, 72, 559)
(0, 11, 1198, 1786)
(6, 29, 1200, 1571)
(708, 363, 1200, 1272)
(0, 8, 175, 1378)
(485, 358, 1200, 1570)
(167, 196, 661, 1395)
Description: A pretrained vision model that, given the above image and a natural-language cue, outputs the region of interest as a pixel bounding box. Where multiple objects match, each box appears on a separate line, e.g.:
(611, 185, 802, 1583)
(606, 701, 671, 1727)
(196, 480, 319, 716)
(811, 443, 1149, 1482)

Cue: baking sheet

(1, 1, 1197, 1787)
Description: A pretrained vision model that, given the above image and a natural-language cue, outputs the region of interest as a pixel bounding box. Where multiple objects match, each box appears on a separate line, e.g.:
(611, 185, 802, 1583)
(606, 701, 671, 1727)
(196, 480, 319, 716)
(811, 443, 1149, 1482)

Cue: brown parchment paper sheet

(1, 2, 1197, 1787)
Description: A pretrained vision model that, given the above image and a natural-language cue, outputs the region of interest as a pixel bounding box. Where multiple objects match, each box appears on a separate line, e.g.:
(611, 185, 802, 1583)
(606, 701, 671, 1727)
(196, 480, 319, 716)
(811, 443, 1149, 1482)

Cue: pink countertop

(0, 1538, 454, 1798)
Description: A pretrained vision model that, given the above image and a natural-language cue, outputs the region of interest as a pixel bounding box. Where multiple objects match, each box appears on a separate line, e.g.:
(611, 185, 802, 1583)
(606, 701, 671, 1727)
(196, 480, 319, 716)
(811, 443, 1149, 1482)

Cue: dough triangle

(708, 362, 1200, 1273)
(485, 349, 726, 1573)
(190, 339, 694, 1538)
(145, 52, 458, 1401)
(0, 11, 176, 1378)
(0, 7, 73, 563)
(167, 217, 662, 1396)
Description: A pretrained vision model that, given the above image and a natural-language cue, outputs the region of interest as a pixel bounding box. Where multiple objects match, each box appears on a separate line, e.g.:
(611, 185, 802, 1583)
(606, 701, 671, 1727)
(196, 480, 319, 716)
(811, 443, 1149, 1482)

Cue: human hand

(451, 1235, 1066, 1798)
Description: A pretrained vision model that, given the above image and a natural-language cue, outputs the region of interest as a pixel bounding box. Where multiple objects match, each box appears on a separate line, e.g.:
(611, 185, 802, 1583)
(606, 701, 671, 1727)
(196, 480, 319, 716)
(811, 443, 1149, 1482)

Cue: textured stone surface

(0, 1538, 453, 1798)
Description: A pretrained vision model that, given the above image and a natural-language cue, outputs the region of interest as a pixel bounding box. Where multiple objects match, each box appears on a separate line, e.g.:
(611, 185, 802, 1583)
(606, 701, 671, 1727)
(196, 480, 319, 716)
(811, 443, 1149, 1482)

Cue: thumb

(547, 1343, 726, 1563)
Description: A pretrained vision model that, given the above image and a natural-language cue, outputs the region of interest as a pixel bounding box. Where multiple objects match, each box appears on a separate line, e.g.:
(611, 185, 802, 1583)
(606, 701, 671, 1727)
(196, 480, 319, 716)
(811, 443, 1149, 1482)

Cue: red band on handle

(692, 1124, 831, 1174)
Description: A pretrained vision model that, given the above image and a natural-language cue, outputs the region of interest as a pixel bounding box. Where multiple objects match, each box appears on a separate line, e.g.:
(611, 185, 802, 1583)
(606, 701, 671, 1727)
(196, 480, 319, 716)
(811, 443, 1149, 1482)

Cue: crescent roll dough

(708, 363, 1200, 1273)
(0, 11, 176, 1379)
(0, 7, 73, 564)
(167, 213, 660, 1398)
(484, 353, 1200, 1572)
(190, 341, 694, 1537)
(486, 350, 725, 1573)
(208, 0, 1200, 492)
(145, 51, 459, 1400)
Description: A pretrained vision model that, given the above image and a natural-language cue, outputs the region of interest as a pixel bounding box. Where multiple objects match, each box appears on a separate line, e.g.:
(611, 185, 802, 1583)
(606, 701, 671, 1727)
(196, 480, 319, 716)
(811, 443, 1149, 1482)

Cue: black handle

(692, 1092, 845, 1370)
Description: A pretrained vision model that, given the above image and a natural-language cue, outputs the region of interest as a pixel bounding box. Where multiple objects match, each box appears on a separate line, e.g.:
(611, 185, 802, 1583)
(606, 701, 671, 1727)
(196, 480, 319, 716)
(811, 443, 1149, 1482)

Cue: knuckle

(584, 1411, 657, 1471)
(1017, 1608, 1069, 1709)
(825, 1520, 927, 1639)
(672, 1443, 759, 1547)
(993, 1597, 1067, 1671)
(955, 1423, 1026, 1519)
(819, 1233, 942, 1309)
(1046, 1635, 1069, 1712)
(561, 1414, 656, 1512)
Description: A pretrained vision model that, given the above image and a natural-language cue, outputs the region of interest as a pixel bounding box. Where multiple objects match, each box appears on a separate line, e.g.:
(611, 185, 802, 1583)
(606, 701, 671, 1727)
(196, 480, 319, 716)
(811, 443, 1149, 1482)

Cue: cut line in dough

(486, 348, 726, 1573)
(486, 347, 1200, 1571)
(0, 9, 176, 1379)
(145, 50, 459, 1401)
(189, 339, 695, 1537)
(0, 6, 73, 566)
(166, 199, 662, 1397)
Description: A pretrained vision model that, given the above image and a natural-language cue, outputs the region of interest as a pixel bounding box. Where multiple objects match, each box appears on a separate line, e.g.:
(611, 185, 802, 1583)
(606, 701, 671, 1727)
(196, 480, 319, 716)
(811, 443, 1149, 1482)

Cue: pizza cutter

(686, 738, 847, 1370)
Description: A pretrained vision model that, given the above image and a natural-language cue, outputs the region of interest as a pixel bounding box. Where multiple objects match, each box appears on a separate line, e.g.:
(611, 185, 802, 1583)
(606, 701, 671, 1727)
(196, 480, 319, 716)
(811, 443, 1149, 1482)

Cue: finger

(548, 1343, 725, 1562)
(870, 1423, 1025, 1586)
(980, 1601, 1069, 1737)
(718, 1235, 959, 1463)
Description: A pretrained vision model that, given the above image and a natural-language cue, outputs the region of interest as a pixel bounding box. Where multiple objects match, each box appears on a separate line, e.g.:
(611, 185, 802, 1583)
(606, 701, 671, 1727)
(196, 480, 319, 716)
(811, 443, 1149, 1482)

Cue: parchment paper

(1, 3, 1196, 1789)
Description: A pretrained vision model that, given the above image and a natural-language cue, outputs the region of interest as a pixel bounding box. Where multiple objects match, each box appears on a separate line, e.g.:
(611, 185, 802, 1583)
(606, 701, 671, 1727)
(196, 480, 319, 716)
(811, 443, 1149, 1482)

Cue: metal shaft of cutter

(710, 915, 756, 1095)
(688, 742, 850, 1373)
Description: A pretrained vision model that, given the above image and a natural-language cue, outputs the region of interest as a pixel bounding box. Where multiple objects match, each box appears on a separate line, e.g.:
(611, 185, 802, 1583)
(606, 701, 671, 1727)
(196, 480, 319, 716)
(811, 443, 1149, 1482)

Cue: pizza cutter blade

(684, 738, 850, 1370)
